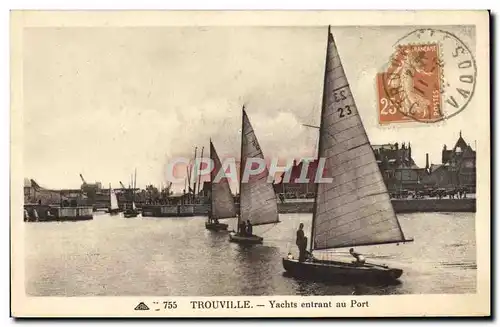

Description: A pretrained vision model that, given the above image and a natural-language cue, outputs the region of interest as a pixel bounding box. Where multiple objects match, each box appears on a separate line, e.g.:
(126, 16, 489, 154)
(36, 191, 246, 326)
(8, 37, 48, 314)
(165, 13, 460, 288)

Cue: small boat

(123, 201, 139, 218)
(282, 26, 413, 282)
(123, 169, 139, 218)
(205, 139, 237, 231)
(107, 185, 120, 215)
(228, 233, 264, 244)
(282, 258, 403, 282)
(228, 107, 280, 244)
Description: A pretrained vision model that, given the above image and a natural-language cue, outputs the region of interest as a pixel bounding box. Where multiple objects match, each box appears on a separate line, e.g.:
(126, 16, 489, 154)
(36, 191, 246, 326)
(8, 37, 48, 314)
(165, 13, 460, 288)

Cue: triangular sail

(239, 108, 280, 226)
(210, 140, 237, 219)
(110, 189, 119, 210)
(311, 28, 408, 251)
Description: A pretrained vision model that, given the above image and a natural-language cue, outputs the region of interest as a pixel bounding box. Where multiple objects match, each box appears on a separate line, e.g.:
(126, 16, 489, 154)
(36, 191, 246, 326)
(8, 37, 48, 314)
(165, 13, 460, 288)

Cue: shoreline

(23, 197, 476, 222)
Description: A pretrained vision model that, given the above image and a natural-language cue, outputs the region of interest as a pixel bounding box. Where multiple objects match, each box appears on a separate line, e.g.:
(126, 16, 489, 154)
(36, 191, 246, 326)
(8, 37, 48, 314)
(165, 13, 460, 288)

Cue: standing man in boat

(238, 220, 247, 236)
(296, 223, 307, 262)
(246, 220, 253, 236)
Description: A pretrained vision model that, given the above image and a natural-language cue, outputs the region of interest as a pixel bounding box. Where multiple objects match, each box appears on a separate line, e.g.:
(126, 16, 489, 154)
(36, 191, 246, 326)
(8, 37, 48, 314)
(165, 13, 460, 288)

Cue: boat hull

(282, 258, 403, 282)
(229, 233, 263, 244)
(205, 222, 228, 231)
(107, 208, 121, 215)
(123, 211, 139, 218)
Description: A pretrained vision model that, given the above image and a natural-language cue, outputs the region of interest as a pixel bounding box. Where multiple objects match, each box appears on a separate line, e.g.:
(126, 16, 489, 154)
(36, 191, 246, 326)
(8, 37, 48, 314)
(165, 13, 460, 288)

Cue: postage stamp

(10, 11, 490, 318)
(377, 28, 477, 124)
(377, 43, 442, 123)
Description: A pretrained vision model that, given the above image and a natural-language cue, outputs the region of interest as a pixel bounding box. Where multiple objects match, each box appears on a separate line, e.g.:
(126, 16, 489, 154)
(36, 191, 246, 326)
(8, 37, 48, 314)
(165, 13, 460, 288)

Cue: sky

(23, 25, 479, 191)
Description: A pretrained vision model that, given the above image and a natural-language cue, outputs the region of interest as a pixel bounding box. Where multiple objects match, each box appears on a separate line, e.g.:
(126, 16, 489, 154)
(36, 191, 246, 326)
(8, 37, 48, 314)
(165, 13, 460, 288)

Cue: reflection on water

(25, 212, 476, 296)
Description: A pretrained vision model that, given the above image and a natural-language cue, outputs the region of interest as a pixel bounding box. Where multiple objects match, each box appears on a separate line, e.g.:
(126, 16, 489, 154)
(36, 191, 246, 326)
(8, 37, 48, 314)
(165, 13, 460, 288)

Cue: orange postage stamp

(377, 43, 443, 124)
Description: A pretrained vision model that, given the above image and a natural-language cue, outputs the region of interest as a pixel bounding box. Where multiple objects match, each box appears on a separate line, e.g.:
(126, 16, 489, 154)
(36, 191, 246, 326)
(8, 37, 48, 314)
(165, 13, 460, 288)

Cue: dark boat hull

(123, 211, 139, 218)
(282, 258, 403, 282)
(107, 208, 121, 215)
(229, 233, 263, 244)
(205, 222, 228, 231)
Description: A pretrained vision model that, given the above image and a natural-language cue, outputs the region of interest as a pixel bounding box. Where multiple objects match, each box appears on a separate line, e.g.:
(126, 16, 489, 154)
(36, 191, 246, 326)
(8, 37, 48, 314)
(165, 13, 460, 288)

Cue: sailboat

(124, 195, 139, 218)
(205, 139, 237, 231)
(108, 184, 120, 215)
(282, 27, 413, 282)
(228, 107, 280, 244)
(124, 169, 139, 218)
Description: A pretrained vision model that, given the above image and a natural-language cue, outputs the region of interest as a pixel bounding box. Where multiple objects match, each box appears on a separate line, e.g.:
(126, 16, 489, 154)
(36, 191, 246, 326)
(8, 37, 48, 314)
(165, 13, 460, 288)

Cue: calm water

(25, 212, 476, 296)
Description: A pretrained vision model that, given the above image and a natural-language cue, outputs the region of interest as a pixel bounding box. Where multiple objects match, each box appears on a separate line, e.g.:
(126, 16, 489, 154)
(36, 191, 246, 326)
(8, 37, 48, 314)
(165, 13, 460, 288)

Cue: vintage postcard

(11, 10, 490, 317)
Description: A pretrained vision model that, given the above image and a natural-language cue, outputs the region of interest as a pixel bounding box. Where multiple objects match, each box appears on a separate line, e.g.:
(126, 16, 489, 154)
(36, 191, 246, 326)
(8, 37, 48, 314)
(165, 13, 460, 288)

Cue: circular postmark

(380, 28, 476, 123)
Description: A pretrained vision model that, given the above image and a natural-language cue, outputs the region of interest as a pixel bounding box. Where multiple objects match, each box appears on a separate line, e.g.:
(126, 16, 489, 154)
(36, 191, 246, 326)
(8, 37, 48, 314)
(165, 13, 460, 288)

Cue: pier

(141, 204, 209, 217)
(276, 198, 476, 214)
(140, 197, 475, 217)
(24, 204, 93, 222)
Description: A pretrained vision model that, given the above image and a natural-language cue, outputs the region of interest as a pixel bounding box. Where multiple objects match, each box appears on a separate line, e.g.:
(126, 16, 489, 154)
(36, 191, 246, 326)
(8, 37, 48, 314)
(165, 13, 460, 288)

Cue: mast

(309, 25, 331, 253)
(238, 105, 245, 225)
(210, 138, 213, 217)
(197, 146, 204, 195)
(186, 166, 191, 194)
(133, 168, 137, 207)
(128, 179, 131, 209)
(192, 147, 198, 204)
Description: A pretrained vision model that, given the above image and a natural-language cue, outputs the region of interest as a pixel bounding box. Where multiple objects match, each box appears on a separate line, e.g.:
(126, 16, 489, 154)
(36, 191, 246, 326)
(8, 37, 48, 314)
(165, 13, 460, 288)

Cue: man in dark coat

(296, 223, 307, 262)
(246, 220, 253, 236)
(239, 221, 247, 236)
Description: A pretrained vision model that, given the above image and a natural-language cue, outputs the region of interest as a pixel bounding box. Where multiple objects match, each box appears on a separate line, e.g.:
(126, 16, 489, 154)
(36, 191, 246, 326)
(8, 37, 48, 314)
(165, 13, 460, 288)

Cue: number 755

(164, 301, 178, 309)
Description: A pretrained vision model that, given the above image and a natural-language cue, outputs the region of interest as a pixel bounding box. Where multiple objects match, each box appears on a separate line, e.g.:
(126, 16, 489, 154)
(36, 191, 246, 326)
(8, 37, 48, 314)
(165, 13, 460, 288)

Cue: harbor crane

(79, 174, 87, 186)
(119, 181, 126, 189)
(79, 174, 102, 191)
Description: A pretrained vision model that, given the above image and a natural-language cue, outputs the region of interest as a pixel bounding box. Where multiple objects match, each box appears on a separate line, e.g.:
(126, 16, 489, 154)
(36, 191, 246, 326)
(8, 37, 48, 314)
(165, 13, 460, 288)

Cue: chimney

(425, 153, 429, 170)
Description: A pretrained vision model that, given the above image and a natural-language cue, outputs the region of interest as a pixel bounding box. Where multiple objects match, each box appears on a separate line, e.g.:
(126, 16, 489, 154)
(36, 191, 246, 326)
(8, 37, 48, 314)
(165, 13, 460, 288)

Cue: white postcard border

(10, 10, 491, 318)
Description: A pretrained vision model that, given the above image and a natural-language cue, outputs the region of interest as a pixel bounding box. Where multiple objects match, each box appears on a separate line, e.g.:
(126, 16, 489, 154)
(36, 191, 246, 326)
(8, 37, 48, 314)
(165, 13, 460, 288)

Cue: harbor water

(25, 212, 476, 296)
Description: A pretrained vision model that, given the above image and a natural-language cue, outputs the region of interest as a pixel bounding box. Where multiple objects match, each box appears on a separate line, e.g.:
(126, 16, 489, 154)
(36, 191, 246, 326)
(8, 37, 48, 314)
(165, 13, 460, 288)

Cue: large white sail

(110, 189, 119, 210)
(239, 108, 280, 226)
(210, 140, 237, 219)
(311, 28, 408, 250)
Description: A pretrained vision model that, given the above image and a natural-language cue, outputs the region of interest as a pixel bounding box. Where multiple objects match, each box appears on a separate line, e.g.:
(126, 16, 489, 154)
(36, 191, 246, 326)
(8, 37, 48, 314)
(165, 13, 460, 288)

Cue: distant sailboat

(108, 184, 120, 215)
(124, 169, 139, 218)
(205, 140, 237, 231)
(282, 26, 413, 281)
(229, 107, 280, 244)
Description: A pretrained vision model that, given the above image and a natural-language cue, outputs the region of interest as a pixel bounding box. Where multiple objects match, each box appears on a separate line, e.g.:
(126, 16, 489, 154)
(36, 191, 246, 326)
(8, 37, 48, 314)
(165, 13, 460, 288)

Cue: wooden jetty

(141, 203, 208, 217)
(24, 204, 93, 222)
